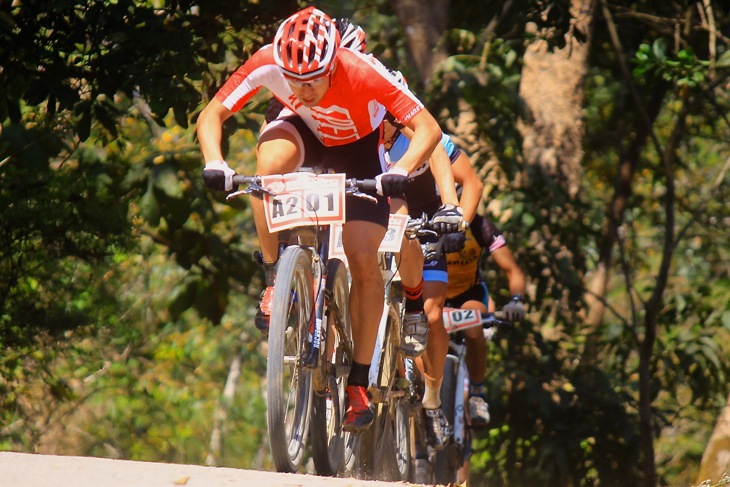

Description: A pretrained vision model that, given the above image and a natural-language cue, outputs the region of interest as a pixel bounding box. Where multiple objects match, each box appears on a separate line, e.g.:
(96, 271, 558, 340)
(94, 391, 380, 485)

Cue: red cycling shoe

(343, 385, 374, 432)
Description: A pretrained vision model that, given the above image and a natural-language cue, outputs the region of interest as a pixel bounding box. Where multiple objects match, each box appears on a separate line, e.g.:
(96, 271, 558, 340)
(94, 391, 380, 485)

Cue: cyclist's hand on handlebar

(375, 167, 408, 197)
(502, 294, 526, 322)
(442, 231, 466, 253)
(203, 160, 235, 192)
(432, 204, 464, 233)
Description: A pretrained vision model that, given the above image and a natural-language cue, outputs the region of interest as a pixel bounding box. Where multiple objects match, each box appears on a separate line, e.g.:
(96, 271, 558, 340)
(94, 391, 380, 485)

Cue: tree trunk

(391, 0, 450, 86)
(517, 0, 597, 198)
(516, 0, 597, 324)
(206, 340, 244, 466)
(696, 393, 730, 485)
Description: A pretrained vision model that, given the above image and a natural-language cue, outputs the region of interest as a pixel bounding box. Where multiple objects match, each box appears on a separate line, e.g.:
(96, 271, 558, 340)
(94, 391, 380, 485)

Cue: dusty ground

(0, 452, 412, 487)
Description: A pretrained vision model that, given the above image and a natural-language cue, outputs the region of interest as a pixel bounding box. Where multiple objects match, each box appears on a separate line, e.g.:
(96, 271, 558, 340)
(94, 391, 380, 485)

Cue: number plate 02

(442, 307, 483, 333)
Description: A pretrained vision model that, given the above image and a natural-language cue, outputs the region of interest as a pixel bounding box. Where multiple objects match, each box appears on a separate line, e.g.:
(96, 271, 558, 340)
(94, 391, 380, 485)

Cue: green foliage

(1, 1, 729, 485)
(0, 121, 134, 346)
(472, 324, 640, 486)
(429, 33, 524, 170)
(633, 40, 711, 87)
(447, 0, 576, 48)
(0, 0, 299, 136)
(427, 2, 730, 486)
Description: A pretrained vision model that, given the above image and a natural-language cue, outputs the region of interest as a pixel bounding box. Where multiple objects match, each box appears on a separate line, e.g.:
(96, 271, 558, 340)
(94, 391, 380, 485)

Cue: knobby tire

(267, 246, 314, 473)
(433, 355, 459, 484)
(311, 258, 352, 476)
(358, 286, 410, 481)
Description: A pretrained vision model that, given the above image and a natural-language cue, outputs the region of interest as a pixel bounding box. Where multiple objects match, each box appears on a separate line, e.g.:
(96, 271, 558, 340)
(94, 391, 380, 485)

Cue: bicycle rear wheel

(433, 354, 459, 484)
(267, 246, 314, 473)
(311, 258, 352, 476)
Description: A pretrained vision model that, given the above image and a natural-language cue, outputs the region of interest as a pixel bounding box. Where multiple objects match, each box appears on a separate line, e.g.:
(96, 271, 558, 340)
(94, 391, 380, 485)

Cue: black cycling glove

(376, 167, 409, 198)
(432, 204, 464, 233)
(502, 294, 526, 322)
(442, 231, 466, 253)
(202, 160, 235, 191)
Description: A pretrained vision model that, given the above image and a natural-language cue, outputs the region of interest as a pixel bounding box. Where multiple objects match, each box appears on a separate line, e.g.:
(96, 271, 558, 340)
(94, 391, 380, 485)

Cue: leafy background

(1, 1, 729, 486)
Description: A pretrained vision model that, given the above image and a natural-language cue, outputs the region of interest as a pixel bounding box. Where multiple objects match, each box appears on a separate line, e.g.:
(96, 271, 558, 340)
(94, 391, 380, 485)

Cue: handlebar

(227, 174, 458, 249)
(442, 308, 513, 334)
(229, 174, 379, 200)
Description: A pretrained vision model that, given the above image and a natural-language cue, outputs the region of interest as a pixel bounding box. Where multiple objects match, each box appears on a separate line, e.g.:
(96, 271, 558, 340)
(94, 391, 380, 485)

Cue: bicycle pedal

(368, 386, 385, 404)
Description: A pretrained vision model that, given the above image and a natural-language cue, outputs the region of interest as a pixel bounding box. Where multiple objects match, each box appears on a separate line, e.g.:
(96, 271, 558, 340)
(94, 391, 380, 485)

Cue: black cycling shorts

(263, 114, 390, 228)
(444, 281, 490, 310)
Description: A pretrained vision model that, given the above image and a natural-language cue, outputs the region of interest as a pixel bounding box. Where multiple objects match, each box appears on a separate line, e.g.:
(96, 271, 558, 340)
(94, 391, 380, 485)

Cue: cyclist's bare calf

(422, 281, 449, 405)
(342, 221, 386, 364)
(461, 298, 490, 385)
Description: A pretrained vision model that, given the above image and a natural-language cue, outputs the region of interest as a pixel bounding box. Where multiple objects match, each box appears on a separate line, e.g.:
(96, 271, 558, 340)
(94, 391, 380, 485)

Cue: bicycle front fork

(303, 271, 326, 369)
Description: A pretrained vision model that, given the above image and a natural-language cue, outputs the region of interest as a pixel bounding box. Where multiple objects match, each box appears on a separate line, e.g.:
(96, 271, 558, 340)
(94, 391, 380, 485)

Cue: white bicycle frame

(369, 254, 400, 387)
(447, 326, 498, 450)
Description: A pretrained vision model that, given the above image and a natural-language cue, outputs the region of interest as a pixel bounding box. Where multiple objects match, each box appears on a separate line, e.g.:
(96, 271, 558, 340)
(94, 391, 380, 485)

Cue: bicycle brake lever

(225, 189, 248, 200)
(346, 188, 378, 204)
(226, 183, 277, 201)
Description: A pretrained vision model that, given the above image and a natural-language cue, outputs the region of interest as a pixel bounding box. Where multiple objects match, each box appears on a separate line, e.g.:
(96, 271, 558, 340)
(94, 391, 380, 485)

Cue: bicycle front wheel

(311, 258, 352, 476)
(267, 246, 314, 473)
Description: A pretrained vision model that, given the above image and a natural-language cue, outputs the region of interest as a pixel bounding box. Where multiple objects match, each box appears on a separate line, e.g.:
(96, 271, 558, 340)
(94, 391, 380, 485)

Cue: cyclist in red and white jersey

(197, 6, 453, 432)
(262, 17, 367, 126)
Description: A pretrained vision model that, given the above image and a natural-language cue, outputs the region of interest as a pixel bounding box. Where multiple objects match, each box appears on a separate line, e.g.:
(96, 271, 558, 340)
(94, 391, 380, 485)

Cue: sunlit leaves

(633, 39, 710, 87)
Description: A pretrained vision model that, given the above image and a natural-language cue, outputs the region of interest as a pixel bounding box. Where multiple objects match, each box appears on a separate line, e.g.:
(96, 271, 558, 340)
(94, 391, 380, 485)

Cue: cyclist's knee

(424, 301, 443, 326)
(256, 131, 302, 174)
(342, 222, 385, 277)
(346, 247, 378, 279)
(464, 326, 483, 339)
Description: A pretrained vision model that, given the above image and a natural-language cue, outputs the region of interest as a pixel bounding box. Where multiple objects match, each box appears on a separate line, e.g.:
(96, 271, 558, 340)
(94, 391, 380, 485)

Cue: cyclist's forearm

(507, 267, 527, 297)
(452, 153, 483, 222)
(392, 111, 440, 174)
(493, 247, 526, 296)
(197, 98, 234, 163)
(457, 177, 481, 223)
(430, 144, 459, 207)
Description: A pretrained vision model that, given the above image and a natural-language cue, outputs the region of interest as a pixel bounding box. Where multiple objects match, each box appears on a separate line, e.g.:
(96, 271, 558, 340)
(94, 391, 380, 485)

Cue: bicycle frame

(284, 225, 328, 370)
(445, 334, 470, 453)
(434, 309, 511, 482)
(226, 171, 359, 474)
(369, 251, 400, 398)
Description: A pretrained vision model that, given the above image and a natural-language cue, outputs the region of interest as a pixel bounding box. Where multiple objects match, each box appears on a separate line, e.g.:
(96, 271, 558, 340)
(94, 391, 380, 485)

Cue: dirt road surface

(0, 452, 413, 487)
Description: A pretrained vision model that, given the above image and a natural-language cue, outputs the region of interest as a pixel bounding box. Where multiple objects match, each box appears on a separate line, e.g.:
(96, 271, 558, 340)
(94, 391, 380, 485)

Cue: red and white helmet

(273, 6, 340, 81)
(337, 18, 367, 54)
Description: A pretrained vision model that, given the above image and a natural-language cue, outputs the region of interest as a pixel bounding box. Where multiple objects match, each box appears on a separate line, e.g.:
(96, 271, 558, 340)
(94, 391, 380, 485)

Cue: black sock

(403, 278, 424, 313)
(347, 361, 370, 387)
(469, 381, 485, 398)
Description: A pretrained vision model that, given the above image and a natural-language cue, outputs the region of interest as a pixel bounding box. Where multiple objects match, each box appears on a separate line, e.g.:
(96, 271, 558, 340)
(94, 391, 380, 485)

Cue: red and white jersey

(215, 46, 424, 146)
